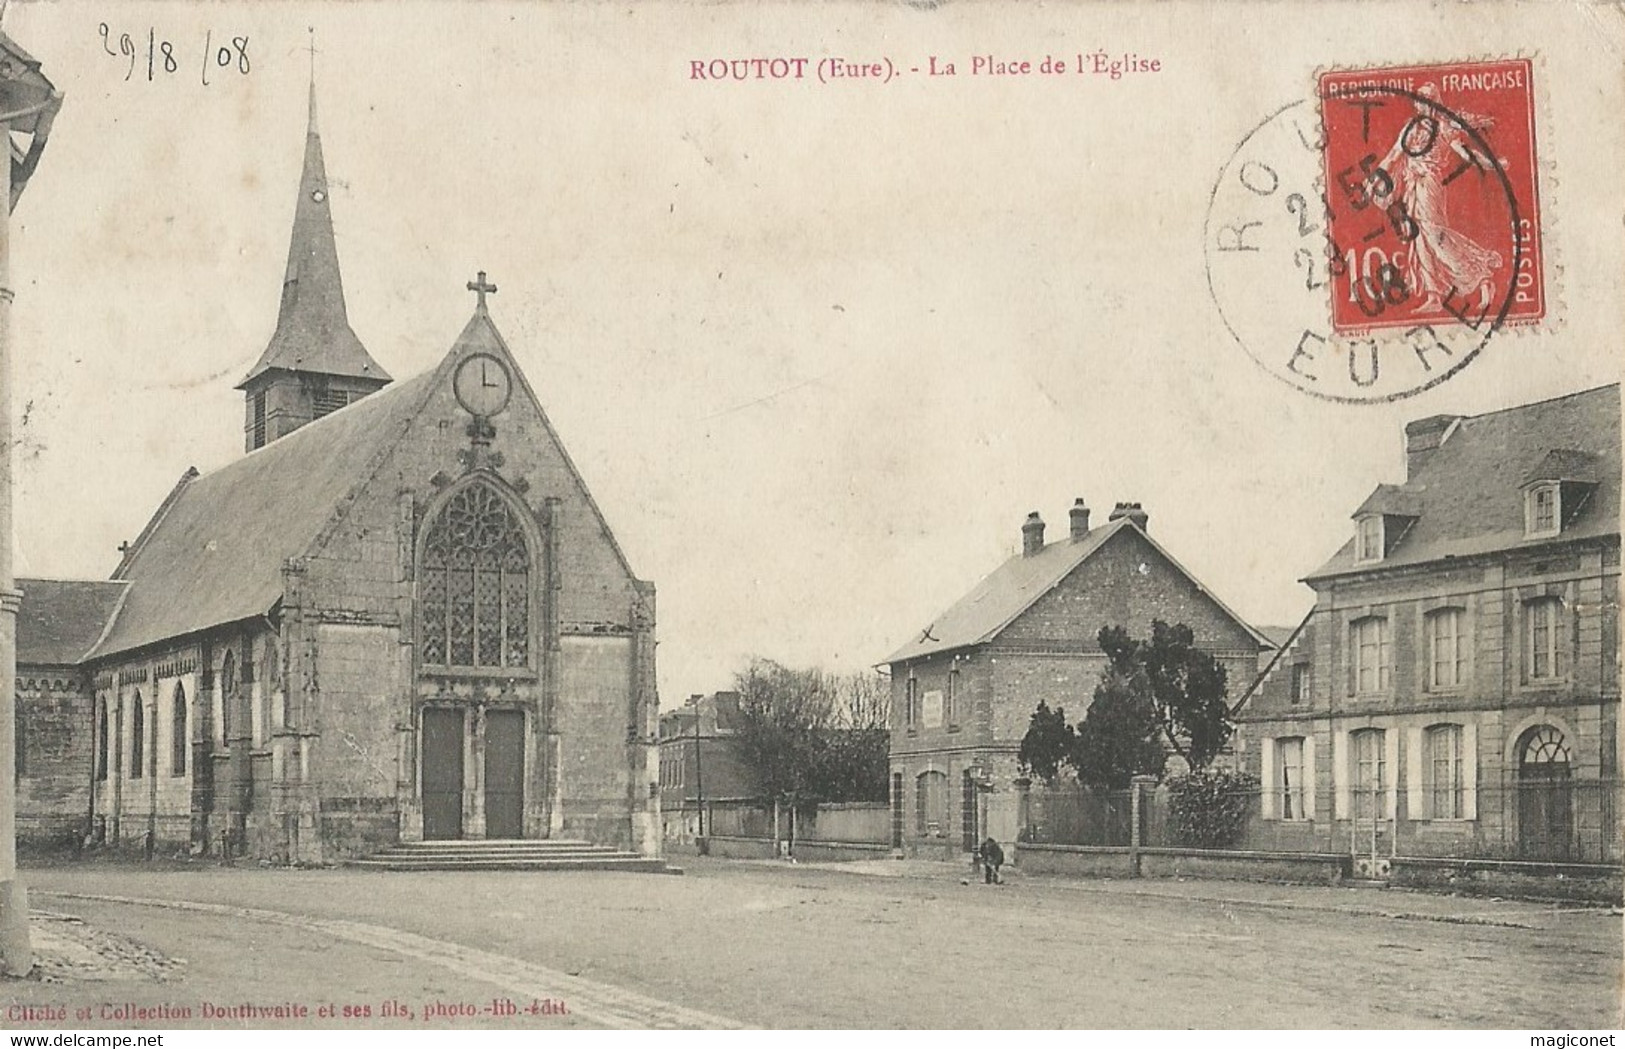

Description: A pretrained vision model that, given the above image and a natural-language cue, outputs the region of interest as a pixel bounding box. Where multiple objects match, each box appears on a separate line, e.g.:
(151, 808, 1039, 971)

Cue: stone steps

(348, 839, 681, 874)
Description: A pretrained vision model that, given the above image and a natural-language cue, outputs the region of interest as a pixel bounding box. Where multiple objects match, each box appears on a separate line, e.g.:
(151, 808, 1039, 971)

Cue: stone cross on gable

(466, 270, 498, 309)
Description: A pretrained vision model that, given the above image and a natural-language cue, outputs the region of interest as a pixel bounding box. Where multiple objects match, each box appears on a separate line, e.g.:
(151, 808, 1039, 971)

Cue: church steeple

(236, 73, 390, 452)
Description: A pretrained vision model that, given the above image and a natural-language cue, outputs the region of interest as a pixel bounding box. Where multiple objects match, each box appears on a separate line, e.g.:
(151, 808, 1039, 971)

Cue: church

(11, 85, 661, 864)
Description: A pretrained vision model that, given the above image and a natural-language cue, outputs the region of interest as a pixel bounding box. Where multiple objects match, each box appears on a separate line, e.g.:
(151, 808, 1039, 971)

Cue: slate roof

(15, 578, 128, 666)
(1354, 483, 1424, 518)
(1307, 384, 1620, 581)
(238, 83, 389, 388)
(1522, 448, 1603, 486)
(89, 366, 440, 659)
(885, 518, 1271, 664)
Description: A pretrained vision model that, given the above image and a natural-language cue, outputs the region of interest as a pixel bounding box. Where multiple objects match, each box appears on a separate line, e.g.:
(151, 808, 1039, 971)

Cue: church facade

(12, 87, 660, 863)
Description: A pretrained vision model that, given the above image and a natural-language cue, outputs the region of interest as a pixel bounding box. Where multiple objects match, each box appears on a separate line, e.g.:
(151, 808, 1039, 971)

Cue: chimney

(1404, 414, 1461, 479)
(1021, 511, 1046, 557)
(1069, 498, 1091, 540)
(1108, 502, 1149, 530)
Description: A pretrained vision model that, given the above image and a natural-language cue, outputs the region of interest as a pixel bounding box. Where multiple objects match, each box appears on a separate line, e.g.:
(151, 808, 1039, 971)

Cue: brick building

(883, 500, 1272, 859)
(657, 692, 757, 843)
(1237, 384, 1621, 865)
(11, 85, 659, 862)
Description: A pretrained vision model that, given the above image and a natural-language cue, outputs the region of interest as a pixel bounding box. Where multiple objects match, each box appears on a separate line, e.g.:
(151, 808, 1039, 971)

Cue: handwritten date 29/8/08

(98, 24, 250, 85)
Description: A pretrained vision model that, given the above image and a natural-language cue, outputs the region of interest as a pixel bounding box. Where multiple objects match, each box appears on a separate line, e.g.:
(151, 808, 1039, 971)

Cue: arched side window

(95, 700, 108, 781)
(13, 697, 23, 783)
(220, 651, 237, 743)
(129, 691, 145, 780)
(171, 683, 188, 776)
(420, 483, 532, 669)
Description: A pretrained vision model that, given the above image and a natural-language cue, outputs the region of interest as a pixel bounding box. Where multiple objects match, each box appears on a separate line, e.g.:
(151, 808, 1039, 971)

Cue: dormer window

(1349, 485, 1420, 566)
(1520, 449, 1601, 541)
(1525, 483, 1559, 538)
(1355, 515, 1384, 564)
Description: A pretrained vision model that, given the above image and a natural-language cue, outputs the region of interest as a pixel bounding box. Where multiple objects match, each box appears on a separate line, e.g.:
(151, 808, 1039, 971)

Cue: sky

(3, 1, 1619, 705)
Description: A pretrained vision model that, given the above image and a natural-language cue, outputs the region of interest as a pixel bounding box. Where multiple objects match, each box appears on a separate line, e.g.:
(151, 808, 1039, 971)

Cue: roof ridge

(112, 467, 200, 581)
(968, 518, 1132, 646)
(1458, 382, 1619, 424)
(197, 368, 432, 480)
(303, 352, 459, 563)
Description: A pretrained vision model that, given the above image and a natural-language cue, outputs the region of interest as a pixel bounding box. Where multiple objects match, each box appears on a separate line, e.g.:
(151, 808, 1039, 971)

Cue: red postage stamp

(1317, 59, 1543, 334)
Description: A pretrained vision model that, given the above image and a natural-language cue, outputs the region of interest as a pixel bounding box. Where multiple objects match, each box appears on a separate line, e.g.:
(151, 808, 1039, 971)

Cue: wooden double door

(421, 708, 528, 840)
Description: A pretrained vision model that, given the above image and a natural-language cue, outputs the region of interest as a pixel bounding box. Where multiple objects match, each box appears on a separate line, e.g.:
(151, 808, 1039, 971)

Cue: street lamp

(0, 23, 62, 978)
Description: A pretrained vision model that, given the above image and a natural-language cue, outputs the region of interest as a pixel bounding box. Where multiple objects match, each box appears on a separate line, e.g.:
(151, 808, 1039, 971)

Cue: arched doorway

(1517, 725, 1572, 861)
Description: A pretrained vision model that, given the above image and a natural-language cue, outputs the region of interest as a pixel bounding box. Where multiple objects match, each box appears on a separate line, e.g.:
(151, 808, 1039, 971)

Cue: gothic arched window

(129, 691, 145, 780)
(171, 684, 188, 776)
(420, 483, 532, 669)
(95, 700, 108, 781)
(220, 651, 236, 743)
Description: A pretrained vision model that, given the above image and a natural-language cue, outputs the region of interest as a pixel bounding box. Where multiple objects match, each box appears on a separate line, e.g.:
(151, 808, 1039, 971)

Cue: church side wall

(86, 654, 202, 853)
(16, 667, 92, 847)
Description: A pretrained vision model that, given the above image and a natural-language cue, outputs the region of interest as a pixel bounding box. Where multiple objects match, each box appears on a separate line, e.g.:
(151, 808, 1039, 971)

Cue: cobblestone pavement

(4, 857, 1619, 1029)
(25, 910, 182, 984)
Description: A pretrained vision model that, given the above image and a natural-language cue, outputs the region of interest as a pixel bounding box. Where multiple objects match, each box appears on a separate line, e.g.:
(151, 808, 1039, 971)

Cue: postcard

(0, 0, 1617, 1034)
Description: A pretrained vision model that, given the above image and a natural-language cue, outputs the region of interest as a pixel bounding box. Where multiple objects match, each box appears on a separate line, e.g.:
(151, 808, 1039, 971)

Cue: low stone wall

(702, 835, 889, 862)
(1139, 847, 1350, 885)
(1016, 843, 1349, 884)
(704, 835, 779, 860)
(1014, 844, 1135, 878)
(788, 839, 889, 862)
(1390, 856, 1623, 904)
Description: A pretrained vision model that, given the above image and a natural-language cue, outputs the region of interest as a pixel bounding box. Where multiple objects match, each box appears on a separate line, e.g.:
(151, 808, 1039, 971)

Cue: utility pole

(0, 25, 63, 977)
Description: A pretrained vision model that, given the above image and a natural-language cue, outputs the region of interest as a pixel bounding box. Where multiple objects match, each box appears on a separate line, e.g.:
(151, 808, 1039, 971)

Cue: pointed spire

(237, 71, 389, 389)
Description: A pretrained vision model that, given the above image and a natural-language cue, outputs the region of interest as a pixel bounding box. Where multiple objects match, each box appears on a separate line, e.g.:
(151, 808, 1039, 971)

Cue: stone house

(12, 86, 659, 863)
(1236, 384, 1621, 865)
(882, 500, 1272, 859)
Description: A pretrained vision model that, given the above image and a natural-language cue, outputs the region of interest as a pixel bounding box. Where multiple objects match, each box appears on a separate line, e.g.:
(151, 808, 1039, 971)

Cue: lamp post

(0, 24, 62, 978)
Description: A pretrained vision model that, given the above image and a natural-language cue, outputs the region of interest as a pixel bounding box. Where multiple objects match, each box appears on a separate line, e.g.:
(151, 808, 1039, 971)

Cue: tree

(733, 659, 834, 848)
(1140, 620, 1233, 772)
(731, 662, 891, 851)
(1016, 622, 1234, 792)
(816, 671, 890, 803)
(1016, 700, 1076, 785)
(1073, 629, 1165, 788)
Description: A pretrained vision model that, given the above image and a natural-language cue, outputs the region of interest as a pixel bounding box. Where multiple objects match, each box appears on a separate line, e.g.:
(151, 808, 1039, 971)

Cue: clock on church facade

(452, 353, 513, 418)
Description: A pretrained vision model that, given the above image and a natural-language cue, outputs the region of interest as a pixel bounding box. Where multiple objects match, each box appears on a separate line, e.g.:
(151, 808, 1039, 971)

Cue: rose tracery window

(420, 484, 532, 669)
